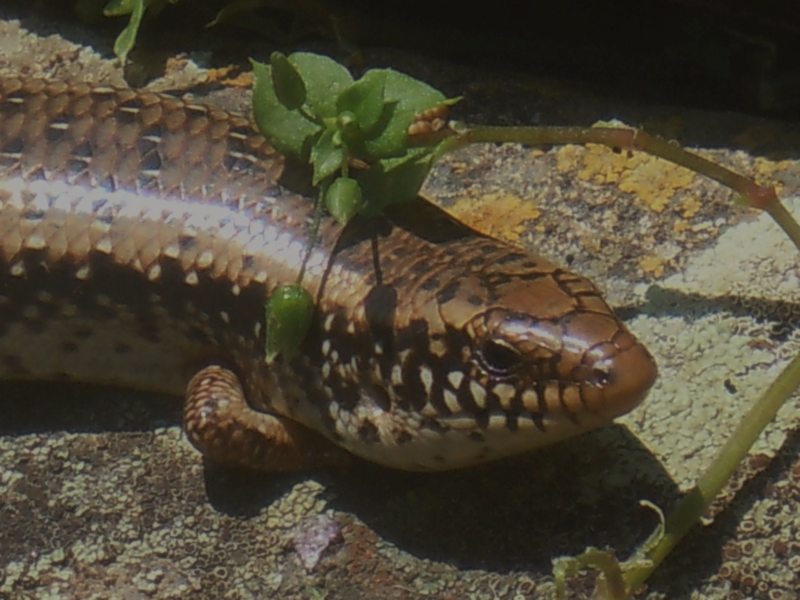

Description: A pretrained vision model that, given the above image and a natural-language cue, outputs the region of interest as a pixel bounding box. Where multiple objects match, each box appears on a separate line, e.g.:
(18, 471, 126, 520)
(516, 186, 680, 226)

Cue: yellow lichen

(752, 157, 792, 195)
(556, 144, 697, 213)
(680, 196, 702, 219)
(639, 254, 666, 277)
(448, 192, 540, 244)
(672, 219, 690, 235)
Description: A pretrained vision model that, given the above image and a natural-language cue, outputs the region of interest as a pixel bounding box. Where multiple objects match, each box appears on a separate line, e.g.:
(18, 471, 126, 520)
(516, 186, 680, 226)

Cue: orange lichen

(201, 66, 254, 88)
(448, 192, 541, 244)
(556, 144, 696, 212)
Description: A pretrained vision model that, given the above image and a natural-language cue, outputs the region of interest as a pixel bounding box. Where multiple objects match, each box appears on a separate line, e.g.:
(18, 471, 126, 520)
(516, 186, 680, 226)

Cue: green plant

(252, 52, 459, 221)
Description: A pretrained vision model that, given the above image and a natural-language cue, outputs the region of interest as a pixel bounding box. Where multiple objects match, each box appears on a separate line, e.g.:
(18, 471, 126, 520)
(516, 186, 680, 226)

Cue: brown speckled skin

(0, 77, 657, 471)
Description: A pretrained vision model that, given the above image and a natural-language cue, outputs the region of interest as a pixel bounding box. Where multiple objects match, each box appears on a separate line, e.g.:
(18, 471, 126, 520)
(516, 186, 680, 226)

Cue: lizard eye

(478, 339, 522, 375)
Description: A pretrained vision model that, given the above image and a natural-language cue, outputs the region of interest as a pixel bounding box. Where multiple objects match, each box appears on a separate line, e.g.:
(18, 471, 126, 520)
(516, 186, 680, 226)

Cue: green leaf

(103, 0, 136, 15)
(108, 0, 145, 62)
(288, 53, 353, 119)
(265, 284, 315, 363)
(310, 128, 345, 186)
(337, 72, 386, 134)
(206, 0, 265, 27)
(251, 59, 321, 161)
(325, 177, 363, 224)
(356, 148, 436, 213)
(360, 69, 449, 158)
(270, 51, 306, 110)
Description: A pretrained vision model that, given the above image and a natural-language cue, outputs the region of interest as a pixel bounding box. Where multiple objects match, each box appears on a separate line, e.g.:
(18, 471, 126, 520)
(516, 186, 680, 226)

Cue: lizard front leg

(184, 365, 351, 471)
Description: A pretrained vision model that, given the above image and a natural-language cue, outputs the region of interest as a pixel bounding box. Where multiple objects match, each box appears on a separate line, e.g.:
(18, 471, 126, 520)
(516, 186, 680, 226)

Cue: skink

(0, 76, 657, 471)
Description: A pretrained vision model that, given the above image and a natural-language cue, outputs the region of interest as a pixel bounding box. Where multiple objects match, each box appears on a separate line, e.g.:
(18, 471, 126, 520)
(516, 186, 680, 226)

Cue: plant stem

(296, 184, 327, 284)
(453, 124, 782, 220)
(623, 350, 800, 590)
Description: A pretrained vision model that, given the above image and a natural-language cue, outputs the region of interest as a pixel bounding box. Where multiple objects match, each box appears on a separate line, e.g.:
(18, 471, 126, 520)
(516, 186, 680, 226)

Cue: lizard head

(343, 245, 657, 470)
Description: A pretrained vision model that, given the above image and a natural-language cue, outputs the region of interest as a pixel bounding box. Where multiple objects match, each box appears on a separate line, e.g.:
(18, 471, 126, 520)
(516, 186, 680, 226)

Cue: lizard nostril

(590, 343, 658, 418)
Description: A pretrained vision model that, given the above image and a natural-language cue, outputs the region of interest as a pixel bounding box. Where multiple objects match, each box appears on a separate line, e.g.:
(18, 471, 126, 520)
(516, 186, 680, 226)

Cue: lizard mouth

(434, 337, 657, 436)
(455, 312, 658, 430)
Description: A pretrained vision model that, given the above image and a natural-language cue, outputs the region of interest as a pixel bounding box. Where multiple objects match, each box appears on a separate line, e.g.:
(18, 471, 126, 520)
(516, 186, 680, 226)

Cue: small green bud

(265, 284, 315, 363)
(336, 73, 386, 133)
(325, 177, 363, 225)
(337, 110, 361, 146)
